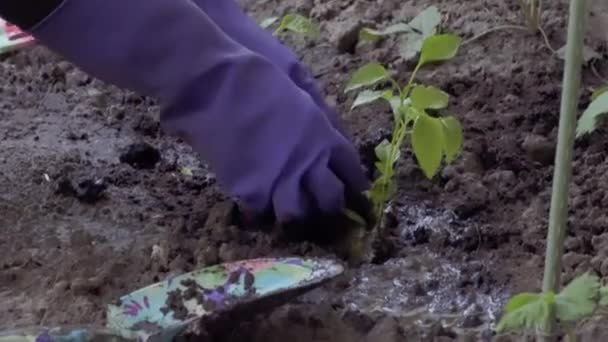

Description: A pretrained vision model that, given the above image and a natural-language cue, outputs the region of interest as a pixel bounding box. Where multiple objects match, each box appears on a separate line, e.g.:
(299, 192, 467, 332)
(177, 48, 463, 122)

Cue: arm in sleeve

(0, 0, 64, 30)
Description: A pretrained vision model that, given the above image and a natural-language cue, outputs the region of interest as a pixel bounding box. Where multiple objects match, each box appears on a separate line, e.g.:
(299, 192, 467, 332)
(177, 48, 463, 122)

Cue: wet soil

(2, 0, 608, 341)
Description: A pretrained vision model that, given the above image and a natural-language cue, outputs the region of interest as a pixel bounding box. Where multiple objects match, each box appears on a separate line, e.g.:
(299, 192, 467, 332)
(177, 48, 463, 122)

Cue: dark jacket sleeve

(0, 0, 64, 30)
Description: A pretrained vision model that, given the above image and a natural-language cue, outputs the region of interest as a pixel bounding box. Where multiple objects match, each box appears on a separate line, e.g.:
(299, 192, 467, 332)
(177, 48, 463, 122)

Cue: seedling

(460, 0, 555, 54)
(497, 273, 608, 340)
(346, 34, 463, 224)
(519, 0, 542, 32)
(359, 6, 441, 61)
(259, 14, 320, 39)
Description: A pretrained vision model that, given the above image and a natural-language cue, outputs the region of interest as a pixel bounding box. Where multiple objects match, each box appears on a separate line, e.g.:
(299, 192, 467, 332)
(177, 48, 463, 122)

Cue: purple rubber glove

(27, 0, 374, 228)
(192, 0, 343, 130)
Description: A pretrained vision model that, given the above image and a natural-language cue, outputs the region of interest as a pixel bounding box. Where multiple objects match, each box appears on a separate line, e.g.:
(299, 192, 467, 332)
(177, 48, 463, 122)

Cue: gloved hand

(27, 0, 374, 229)
(192, 0, 343, 130)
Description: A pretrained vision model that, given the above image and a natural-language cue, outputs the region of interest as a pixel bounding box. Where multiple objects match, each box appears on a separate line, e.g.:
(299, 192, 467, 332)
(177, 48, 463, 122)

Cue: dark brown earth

(2, 0, 608, 341)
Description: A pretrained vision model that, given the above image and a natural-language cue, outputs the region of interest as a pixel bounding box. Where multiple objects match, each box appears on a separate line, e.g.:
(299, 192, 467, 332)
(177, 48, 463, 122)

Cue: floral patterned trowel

(0, 257, 343, 342)
(0, 18, 34, 55)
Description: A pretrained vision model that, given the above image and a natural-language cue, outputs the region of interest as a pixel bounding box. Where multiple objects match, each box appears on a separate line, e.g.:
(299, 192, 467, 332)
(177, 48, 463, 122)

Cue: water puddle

(337, 202, 510, 337)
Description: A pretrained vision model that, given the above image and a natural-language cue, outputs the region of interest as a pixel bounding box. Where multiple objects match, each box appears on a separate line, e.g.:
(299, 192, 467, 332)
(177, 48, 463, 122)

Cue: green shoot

(359, 6, 441, 61)
(576, 86, 608, 138)
(518, 0, 542, 32)
(346, 34, 463, 223)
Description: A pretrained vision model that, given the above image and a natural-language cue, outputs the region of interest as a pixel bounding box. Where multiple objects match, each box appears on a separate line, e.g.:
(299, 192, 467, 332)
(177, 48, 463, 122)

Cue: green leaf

(351, 89, 392, 109)
(419, 34, 461, 66)
(363, 6, 440, 59)
(396, 7, 441, 61)
(496, 293, 548, 333)
(388, 97, 405, 121)
(374, 161, 384, 172)
(440, 116, 463, 163)
(343, 208, 367, 226)
(345, 63, 389, 92)
(398, 33, 424, 61)
(382, 90, 395, 103)
(374, 139, 399, 164)
(275, 14, 319, 38)
(504, 293, 545, 313)
(408, 6, 441, 37)
(411, 112, 444, 179)
(374, 139, 391, 162)
(576, 92, 608, 138)
(405, 105, 422, 124)
(359, 23, 412, 42)
(260, 17, 279, 29)
(410, 85, 449, 110)
(599, 286, 608, 306)
(555, 273, 600, 322)
(369, 178, 394, 206)
(180, 167, 193, 177)
(592, 86, 608, 101)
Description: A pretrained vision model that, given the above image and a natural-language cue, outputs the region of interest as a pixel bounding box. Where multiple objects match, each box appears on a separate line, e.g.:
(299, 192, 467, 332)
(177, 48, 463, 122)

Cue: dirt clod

(522, 134, 555, 165)
(119, 142, 161, 169)
(327, 18, 364, 54)
(56, 177, 107, 204)
(365, 316, 401, 342)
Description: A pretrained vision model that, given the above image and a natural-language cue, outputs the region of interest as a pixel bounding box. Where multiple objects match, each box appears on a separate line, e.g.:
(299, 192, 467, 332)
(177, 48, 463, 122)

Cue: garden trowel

(0, 18, 34, 54)
(0, 257, 343, 342)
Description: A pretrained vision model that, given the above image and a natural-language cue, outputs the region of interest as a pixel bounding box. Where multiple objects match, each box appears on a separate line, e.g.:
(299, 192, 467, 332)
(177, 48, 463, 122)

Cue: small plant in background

(514, 0, 558, 55)
(497, 273, 608, 339)
(519, 0, 543, 32)
(260, 14, 320, 38)
(359, 6, 441, 61)
(345, 34, 463, 224)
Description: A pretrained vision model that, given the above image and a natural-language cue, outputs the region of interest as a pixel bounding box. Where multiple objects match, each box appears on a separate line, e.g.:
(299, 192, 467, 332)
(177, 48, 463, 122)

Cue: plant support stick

(540, 0, 587, 340)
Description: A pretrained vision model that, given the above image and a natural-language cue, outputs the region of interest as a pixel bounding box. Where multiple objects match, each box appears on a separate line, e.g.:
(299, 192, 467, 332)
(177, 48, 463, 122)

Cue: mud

(2, 0, 608, 341)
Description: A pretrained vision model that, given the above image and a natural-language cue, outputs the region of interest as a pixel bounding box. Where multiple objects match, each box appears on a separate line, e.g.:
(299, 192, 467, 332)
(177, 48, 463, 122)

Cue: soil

(2, 0, 608, 341)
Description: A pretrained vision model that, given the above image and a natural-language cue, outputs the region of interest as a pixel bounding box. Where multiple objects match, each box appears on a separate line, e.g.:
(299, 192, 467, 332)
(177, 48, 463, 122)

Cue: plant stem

(402, 64, 421, 102)
(389, 78, 403, 98)
(374, 70, 419, 224)
(462, 25, 529, 46)
(538, 0, 587, 341)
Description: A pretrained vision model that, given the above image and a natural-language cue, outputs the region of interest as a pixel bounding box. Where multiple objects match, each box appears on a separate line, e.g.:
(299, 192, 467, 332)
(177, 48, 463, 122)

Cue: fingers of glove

(327, 138, 375, 227)
(304, 156, 346, 215)
(272, 166, 313, 225)
(328, 137, 369, 194)
(290, 65, 352, 136)
(344, 187, 376, 230)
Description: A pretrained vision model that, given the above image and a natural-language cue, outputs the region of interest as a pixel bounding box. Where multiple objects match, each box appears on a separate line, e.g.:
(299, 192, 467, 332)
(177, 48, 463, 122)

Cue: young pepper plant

(345, 34, 463, 223)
